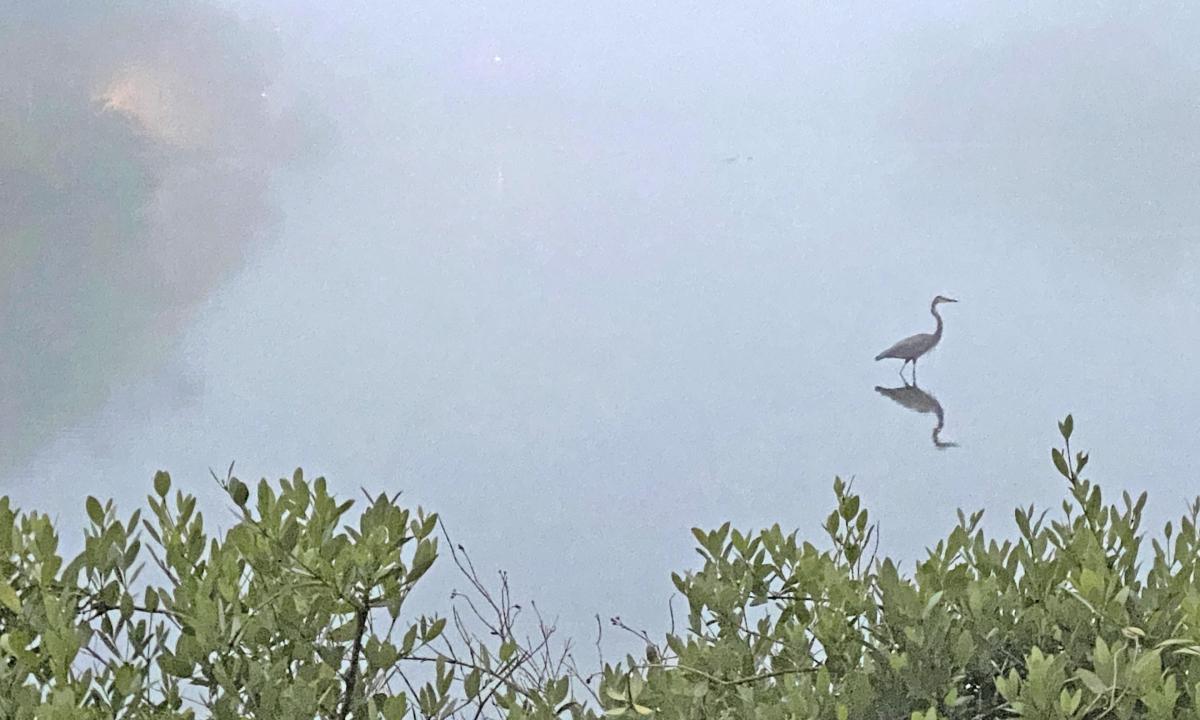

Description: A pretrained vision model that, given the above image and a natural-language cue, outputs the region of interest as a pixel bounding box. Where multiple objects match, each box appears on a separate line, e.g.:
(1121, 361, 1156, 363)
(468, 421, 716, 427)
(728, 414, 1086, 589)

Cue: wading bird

(874, 295, 957, 382)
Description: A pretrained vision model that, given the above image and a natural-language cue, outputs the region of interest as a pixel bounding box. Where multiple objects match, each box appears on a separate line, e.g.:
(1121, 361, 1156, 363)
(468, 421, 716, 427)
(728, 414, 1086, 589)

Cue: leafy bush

(3, 417, 1200, 719)
(598, 416, 1200, 720)
(0, 469, 576, 719)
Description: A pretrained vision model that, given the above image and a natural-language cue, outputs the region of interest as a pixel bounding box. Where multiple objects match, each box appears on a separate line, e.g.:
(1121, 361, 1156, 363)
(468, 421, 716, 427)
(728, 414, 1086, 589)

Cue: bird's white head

(932, 295, 958, 305)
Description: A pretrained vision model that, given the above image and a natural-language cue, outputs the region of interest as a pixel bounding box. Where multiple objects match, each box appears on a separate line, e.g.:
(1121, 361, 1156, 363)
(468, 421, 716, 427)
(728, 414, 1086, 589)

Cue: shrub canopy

(2, 417, 1199, 719)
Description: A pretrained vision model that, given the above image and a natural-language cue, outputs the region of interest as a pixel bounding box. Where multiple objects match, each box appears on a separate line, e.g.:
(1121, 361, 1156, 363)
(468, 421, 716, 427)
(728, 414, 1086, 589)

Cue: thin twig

(336, 603, 370, 720)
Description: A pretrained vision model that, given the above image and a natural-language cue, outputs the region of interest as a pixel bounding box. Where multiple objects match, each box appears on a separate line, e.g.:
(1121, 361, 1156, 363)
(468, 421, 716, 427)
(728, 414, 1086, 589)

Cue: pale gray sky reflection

(5, 0, 1200, 656)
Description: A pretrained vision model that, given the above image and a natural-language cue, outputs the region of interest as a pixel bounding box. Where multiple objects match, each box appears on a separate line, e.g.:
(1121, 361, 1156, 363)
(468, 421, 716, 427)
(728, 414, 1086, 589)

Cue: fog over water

(4, 0, 1199, 651)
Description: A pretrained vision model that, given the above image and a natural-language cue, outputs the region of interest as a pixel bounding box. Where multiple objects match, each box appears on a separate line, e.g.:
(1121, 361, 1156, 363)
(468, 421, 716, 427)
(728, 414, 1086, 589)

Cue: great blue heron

(874, 295, 957, 382)
(875, 381, 958, 449)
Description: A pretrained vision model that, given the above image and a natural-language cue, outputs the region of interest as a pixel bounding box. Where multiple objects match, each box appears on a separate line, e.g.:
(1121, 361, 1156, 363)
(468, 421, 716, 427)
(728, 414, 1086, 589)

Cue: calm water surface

(7, 0, 1200, 652)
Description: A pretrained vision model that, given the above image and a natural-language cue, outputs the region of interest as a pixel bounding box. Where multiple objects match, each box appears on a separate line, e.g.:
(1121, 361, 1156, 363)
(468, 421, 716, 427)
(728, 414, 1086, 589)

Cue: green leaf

(841, 494, 860, 521)
(1060, 688, 1082, 715)
(419, 512, 438, 539)
(1077, 668, 1107, 696)
(424, 616, 446, 642)
(1052, 448, 1071, 478)
(382, 695, 408, 720)
(86, 496, 104, 525)
(159, 651, 193, 678)
(365, 638, 400, 670)
(629, 672, 643, 700)
(408, 539, 437, 583)
(230, 479, 249, 507)
(464, 668, 482, 699)
(826, 510, 840, 533)
(922, 590, 944, 619)
(0, 579, 19, 612)
(399, 624, 419, 655)
(153, 471, 171, 498)
(329, 618, 359, 643)
(280, 519, 301, 551)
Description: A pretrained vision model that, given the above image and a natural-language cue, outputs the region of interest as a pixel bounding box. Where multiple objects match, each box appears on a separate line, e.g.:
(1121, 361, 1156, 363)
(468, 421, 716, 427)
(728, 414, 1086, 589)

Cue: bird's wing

(874, 333, 931, 360)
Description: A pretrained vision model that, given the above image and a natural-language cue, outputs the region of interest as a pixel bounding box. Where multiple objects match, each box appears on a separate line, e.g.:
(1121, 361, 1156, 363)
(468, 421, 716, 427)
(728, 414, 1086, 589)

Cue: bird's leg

(898, 359, 910, 381)
(912, 359, 918, 386)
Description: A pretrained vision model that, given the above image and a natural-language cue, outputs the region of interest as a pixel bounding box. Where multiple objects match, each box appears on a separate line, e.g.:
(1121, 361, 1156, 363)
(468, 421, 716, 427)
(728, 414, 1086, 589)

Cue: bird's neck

(930, 303, 944, 339)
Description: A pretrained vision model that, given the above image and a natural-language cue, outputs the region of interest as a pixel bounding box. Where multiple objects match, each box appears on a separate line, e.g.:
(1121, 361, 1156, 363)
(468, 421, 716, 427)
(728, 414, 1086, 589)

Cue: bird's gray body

(875, 295, 956, 382)
(874, 332, 938, 362)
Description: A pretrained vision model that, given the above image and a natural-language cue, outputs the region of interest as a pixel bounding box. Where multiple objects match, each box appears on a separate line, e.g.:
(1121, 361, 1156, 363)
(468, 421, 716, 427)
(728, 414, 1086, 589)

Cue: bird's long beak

(945, 297, 958, 303)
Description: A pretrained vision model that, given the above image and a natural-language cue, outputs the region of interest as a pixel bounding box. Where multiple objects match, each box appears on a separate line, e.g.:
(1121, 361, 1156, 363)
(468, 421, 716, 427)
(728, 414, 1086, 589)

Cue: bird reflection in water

(875, 381, 958, 449)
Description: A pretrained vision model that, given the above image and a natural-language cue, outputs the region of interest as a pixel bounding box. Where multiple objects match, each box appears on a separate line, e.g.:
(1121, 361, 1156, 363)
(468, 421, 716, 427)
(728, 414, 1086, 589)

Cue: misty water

(5, 1, 1200, 654)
